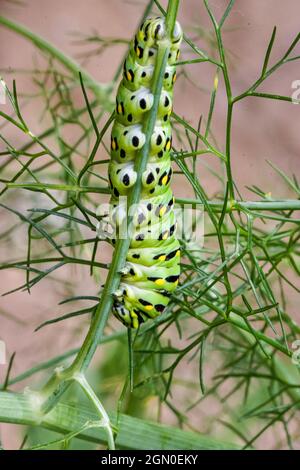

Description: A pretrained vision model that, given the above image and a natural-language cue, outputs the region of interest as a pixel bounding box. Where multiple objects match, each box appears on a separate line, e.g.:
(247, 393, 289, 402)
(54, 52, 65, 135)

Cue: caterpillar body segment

(109, 17, 182, 328)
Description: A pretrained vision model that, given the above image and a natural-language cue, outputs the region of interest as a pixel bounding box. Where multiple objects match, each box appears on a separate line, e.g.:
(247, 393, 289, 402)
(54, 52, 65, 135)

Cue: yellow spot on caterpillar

(138, 30, 144, 40)
(155, 279, 165, 286)
(162, 175, 168, 185)
(126, 71, 132, 81)
(159, 255, 166, 262)
(136, 47, 141, 57)
(162, 232, 169, 240)
(159, 206, 166, 217)
(111, 139, 116, 150)
(172, 72, 177, 83)
(176, 50, 180, 59)
(117, 103, 123, 114)
(145, 305, 154, 311)
(166, 140, 171, 151)
(176, 250, 180, 257)
(174, 280, 179, 286)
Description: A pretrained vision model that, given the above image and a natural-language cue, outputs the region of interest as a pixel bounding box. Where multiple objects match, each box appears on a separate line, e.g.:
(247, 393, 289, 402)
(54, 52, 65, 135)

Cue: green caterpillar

(109, 17, 182, 328)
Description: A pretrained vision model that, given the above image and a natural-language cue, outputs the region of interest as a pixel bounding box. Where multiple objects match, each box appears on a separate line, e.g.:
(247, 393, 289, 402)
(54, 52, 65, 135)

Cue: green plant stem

(225, 103, 234, 199)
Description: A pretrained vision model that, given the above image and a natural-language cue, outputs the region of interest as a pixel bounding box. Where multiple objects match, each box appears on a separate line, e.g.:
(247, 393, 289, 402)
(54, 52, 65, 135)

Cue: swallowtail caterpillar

(109, 17, 182, 328)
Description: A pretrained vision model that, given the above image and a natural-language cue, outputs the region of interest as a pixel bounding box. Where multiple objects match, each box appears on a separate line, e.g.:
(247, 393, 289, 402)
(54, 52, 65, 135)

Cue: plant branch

(36, 1, 182, 447)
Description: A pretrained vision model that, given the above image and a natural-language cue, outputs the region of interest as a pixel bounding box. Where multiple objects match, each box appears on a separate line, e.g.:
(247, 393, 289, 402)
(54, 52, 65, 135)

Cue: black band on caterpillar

(109, 17, 182, 328)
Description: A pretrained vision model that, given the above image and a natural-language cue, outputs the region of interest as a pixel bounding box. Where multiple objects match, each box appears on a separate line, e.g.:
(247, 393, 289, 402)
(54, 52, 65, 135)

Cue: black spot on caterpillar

(140, 99, 146, 109)
(122, 174, 130, 186)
